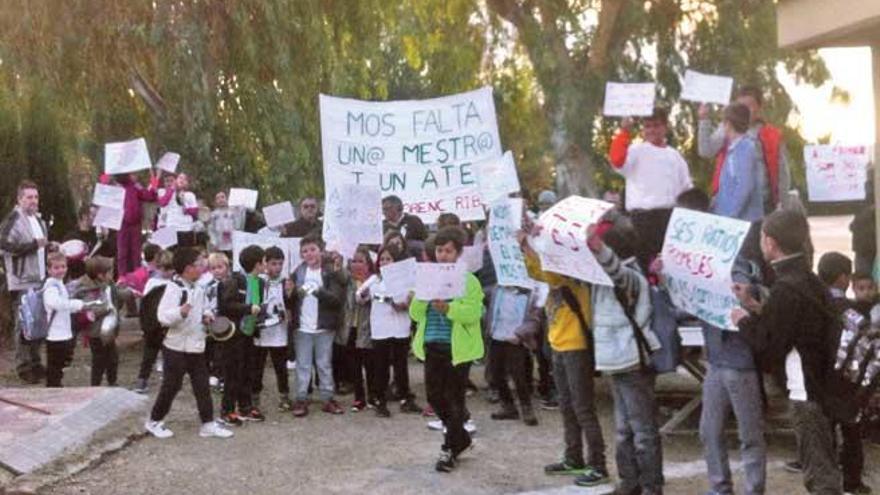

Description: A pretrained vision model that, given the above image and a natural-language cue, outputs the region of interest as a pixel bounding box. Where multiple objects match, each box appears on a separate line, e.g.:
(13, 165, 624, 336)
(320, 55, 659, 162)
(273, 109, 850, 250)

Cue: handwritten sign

(460, 240, 485, 273)
(488, 198, 531, 288)
(323, 183, 384, 258)
(155, 152, 180, 174)
(150, 227, 178, 249)
(603, 82, 656, 117)
(680, 70, 734, 105)
(320, 87, 501, 223)
(490, 287, 531, 341)
(262, 201, 296, 229)
(104, 138, 152, 175)
(93, 206, 123, 231)
(92, 184, 126, 209)
(380, 257, 418, 300)
(231, 231, 301, 275)
(228, 188, 259, 210)
(414, 263, 466, 300)
(660, 208, 750, 329)
(804, 144, 869, 202)
(476, 151, 521, 204)
(534, 197, 614, 286)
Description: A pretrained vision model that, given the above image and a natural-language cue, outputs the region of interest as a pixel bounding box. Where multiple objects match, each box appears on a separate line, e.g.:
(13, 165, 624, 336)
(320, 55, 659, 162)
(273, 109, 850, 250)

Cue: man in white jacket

(144, 247, 232, 440)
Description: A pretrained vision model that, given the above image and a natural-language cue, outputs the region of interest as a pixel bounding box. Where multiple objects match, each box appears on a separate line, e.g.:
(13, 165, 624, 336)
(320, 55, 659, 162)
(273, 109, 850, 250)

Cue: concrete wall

(778, 0, 880, 49)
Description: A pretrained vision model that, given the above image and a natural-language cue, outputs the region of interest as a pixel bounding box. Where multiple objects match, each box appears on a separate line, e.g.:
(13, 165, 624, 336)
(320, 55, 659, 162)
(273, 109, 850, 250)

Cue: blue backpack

(18, 285, 55, 341)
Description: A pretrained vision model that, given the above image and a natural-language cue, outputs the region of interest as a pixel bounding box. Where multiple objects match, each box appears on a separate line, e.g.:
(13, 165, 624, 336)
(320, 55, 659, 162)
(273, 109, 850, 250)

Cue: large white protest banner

(92, 184, 126, 209)
(232, 231, 301, 275)
(415, 263, 466, 301)
(155, 152, 181, 174)
(603, 82, 656, 117)
(93, 206, 123, 231)
(804, 144, 870, 202)
(323, 183, 384, 258)
(262, 201, 296, 229)
(104, 138, 152, 175)
(680, 70, 734, 106)
(319, 87, 501, 223)
(228, 188, 259, 210)
(534, 197, 614, 286)
(660, 208, 750, 330)
(380, 257, 418, 300)
(476, 151, 521, 204)
(488, 198, 532, 288)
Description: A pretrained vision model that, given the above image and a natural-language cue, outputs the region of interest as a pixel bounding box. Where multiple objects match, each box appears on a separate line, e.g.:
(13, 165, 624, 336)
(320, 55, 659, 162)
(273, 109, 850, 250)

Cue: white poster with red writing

(660, 208, 750, 330)
(804, 144, 870, 202)
(533, 197, 614, 286)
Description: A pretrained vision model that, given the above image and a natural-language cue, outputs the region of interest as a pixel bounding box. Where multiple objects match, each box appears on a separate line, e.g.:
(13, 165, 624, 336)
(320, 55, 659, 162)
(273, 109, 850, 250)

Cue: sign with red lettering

(533, 197, 614, 286)
(660, 208, 750, 330)
(804, 144, 869, 202)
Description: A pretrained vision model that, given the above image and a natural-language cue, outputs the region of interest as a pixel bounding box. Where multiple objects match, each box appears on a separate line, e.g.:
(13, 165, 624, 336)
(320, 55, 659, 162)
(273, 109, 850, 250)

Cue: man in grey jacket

(0, 180, 49, 383)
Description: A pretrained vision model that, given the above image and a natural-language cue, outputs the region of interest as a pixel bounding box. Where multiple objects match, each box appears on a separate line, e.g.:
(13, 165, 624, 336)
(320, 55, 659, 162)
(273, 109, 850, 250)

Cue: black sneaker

(783, 460, 803, 474)
(435, 449, 455, 473)
(241, 407, 266, 422)
(844, 483, 873, 494)
(544, 460, 586, 476)
(400, 398, 422, 414)
(452, 435, 473, 459)
(573, 466, 610, 487)
(375, 403, 391, 418)
(540, 398, 560, 410)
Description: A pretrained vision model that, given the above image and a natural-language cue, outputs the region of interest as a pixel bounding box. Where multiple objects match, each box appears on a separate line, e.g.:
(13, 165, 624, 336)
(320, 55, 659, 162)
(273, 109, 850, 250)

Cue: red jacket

(712, 124, 783, 204)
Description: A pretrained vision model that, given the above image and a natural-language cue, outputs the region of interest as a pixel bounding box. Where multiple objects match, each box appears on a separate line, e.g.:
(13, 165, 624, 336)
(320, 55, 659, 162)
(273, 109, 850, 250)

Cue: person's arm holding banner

(696, 103, 725, 160)
(586, 223, 645, 305)
(135, 170, 162, 203)
(516, 218, 564, 287)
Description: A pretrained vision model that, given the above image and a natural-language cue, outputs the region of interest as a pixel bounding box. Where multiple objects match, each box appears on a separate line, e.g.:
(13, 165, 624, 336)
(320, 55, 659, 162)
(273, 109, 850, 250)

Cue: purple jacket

(117, 176, 159, 227)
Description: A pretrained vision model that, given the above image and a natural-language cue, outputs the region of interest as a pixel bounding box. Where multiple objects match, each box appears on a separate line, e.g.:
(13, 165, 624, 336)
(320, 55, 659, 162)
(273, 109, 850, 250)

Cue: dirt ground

(3, 215, 878, 494)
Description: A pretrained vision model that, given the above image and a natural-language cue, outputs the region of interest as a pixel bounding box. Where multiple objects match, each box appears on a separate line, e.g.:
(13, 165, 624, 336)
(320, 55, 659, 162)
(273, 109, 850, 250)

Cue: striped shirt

(424, 304, 452, 344)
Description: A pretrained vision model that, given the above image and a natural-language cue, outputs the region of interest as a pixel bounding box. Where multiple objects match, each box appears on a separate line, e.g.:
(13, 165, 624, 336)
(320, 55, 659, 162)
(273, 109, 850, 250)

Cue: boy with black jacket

(217, 245, 267, 426)
(732, 210, 844, 495)
(290, 233, 346, 417)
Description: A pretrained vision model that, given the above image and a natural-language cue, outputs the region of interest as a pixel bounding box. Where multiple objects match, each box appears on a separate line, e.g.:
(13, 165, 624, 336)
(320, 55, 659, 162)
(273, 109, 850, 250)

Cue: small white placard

(93, 206, 123, 230)
(228, 188, 259, 210)
(155, 152, 181, 174)
(150, 227, 179, 249)
(262, 201, 296, 228)
(680, 70, 734, 105)
(414, 263, 466, 301)
(104, 138, 152, 175)
(603, 82, 656, 117)
(92, 184, 126, 209)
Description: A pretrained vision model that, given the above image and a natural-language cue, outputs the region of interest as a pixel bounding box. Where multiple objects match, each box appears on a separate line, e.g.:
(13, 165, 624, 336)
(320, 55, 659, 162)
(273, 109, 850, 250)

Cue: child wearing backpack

(44, 252, 86, 387)
(251, 246, 295, 412)
(144, 247, 233, 440)
(217, 245, 267, 426)
(733, 210, 844, 495)
(584, 214, 663, 494)
(290, 234, 347, 417)
(132, 249, 175, 394)
(357, 243, 420, 417)
(410, 227, 484, 473)
(69, 256, 128, 387)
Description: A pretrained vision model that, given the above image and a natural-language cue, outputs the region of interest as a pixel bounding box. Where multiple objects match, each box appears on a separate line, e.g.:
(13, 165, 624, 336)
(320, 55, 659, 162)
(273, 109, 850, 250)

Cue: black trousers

(90, 338, 118, 386)
(630, 208, 673, 271)
(251, 346, 290, 396)
(137, 340, 162, 381)
(534, 313, 555, 399)
(150, 347, 213, 424)
(372, 337, 413, 404)
(487, 340, 533, 406)
(46, 339, 73, 388)
(205, 338, 223, 379)
(221, 334, 254, 414)
(332, 342, 353, 389)
(346, 330, 375, 404)
(424, 343, 470, 454)
(840, 420, 865, 489)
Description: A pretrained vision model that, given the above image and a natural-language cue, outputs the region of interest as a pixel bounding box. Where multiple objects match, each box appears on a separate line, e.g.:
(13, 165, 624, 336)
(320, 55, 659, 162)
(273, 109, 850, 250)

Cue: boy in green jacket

(411, 226, 484, 473)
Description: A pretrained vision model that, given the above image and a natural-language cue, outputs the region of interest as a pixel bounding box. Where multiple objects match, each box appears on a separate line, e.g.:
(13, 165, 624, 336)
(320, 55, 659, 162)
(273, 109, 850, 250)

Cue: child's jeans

(610, 369, 663, 494)
(295, 330, 334, 402)
(90, 338, 118, 386)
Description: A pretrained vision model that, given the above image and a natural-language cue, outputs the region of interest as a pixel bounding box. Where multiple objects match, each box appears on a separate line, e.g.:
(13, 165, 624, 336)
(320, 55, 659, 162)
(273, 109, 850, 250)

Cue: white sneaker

(209, 376, 219, 387)
(426, 419, 477, 435)
(145, 420, 174, 439)
(465, 419, 477, 434)
(199, 421, 234, 439)
(427, 419, 444, 431)
(155, 361, 163, 373)
(286, 360, 296, 370)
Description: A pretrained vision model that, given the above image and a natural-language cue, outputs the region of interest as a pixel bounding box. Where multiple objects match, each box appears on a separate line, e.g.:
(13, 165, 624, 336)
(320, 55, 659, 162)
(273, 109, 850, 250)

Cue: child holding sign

(410, 227, 484, 473)
(113, 171, 168, 276)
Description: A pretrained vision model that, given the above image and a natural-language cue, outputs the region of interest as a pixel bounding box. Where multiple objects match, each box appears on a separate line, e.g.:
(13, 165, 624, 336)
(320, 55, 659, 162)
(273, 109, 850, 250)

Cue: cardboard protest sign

(804, 144, 869, 202)
(232, 231, 301, 275)
(460, 240, 485, 273)
(323, 183, 384, 258)
(476, 151, 520, 204)
(414, 263, 466, 300)
(533, 197, 614, 286)
(380, 257, 418, 299)
(490, 288, 531, 342)
(680, 70, 734, 105)
(155, 152, 181, 174)
(488, 198, 532, 288)
(660, 208, 750, 329)
(228, 188, 259, 210)
(104, 138, 152, 175)
(262, 201, 296, 229)
(320, 87, 501, 224)
(603, 82, 656, 117)
(93, 206, 123, 231)
(92, 184, 126, 209)
(150, 227, 178, 249)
